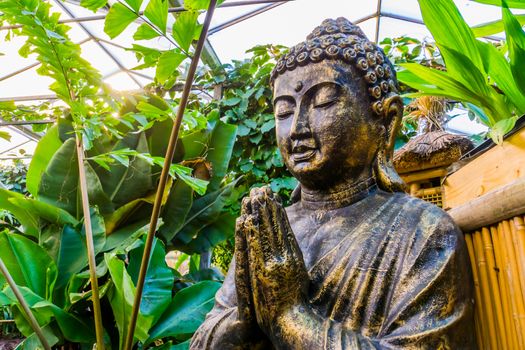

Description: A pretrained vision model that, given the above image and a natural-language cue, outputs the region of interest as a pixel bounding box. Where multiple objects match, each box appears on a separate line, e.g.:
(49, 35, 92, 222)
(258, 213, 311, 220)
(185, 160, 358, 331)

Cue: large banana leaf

(146, 280, 221, 344)
(166, 178, 239, 249)
(206, 121, 237, 192)
(40, 209, 105, 307)
(1, 286, 94, 343)
(159, 180, 194, 240)
(25, 125, 62, 197)
(127, 238, 174, 325)
(38, 138, 113, 218)
(95, 132, 153, 209)
(105, 253, 152, 350)
(0, 231, 57, 300)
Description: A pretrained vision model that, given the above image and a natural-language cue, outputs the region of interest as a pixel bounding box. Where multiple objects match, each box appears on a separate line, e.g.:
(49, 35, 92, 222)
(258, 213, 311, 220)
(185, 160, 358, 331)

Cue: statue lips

(291, 140, 317, 162)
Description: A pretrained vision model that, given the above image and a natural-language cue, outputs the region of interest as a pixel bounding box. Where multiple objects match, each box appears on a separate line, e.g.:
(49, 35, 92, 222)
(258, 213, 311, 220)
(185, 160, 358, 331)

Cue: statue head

(270, 17, 406, 193)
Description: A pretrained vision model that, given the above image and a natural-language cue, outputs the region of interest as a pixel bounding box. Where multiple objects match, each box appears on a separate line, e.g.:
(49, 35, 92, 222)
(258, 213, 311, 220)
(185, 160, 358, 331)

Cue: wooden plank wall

(465, 216, 525, 349)
(444, 128, 525, 209)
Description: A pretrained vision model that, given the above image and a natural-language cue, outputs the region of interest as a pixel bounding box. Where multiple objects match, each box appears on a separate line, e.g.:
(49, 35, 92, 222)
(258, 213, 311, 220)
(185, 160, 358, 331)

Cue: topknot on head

(271, 17, 398, 117)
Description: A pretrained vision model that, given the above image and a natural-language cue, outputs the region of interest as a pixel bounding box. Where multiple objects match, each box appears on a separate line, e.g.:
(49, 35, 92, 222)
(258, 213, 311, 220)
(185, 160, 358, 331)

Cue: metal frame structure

(0, 0, 497, 157)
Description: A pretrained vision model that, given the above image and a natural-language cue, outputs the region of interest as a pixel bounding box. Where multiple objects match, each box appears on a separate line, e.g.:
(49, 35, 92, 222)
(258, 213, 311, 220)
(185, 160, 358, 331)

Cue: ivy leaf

(133, 23, 160, 40)
(104, 3, 138, 39)
(80, 0, 107, 12)
(156, 50, 186, 84)
(144, 0, 168, 34)
(260, 119, 275, 133)
(172, 11, 201, 52)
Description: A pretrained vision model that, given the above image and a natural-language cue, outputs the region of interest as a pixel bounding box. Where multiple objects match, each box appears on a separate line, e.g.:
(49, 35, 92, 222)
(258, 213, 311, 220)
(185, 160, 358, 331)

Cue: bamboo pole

(491, 225, 519, 349)
(0, 258, 51, 350)
(480, 227, 508, 349)
(509, 217, 525, 302)
(465, 234, 486, 349)
(501, 220, 525, 347)
(473, 230, 500, 350)
(123, 1, 218, 349)
(76, 137, 105, 350)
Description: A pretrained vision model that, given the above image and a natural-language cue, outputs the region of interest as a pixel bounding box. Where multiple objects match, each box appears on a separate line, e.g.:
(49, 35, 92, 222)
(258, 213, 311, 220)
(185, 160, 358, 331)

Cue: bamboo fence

(464, 215, 525, 349)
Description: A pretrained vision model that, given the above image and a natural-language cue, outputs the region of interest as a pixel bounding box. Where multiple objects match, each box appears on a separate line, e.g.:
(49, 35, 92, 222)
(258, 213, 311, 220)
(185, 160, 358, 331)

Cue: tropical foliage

(0, 0, 235, 348)
(399, 0, 525, 143)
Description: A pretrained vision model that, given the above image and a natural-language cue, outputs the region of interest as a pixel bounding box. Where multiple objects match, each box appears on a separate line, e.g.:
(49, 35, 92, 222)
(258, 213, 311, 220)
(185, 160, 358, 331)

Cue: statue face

(273, 60, 382, 189)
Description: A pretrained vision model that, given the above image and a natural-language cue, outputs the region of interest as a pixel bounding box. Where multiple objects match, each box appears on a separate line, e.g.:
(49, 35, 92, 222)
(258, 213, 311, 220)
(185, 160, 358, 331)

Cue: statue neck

(300, 175, 377, 210)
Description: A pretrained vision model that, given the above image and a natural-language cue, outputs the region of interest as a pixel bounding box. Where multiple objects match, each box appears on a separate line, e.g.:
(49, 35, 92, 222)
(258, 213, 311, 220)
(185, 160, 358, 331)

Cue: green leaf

(156, 50, 186, 84)
(0, 189, 39, 237)
(134, 23, 160, 40)
(2, 287, 94, 343)
(105, 253, 152, 350)
(144, 0, 168, 33)
(96, 133, 153, 208)
(503, 1, 525, 96)
(488, 117, 517, 144)
(14, 324, 59, 349)
(80, 0, 107, 11)
(170, 164, 208, 195)
(172, 179, 239, 249)
(146, 281, 221, 344)
(206, 121, 237, 192)
(159, 179, 193, 241)
(418, 0, 484, 73)
(183, 0, 217, 10)
(0, 231, 57, 299)
(222, 97, 241, 106)
(0, 130, 11, 141)
(472, 15, 525, 37)
(38, 138, 113, 218)
(181, 128, 211, 159)
(104, 3, 138, 39)
(471, 0, 525, 8)
(172, 11, 201, 52)
(184, 212, 235, 253)
(26, 125, 62, 197)
(127, 238, 174, 324)
(125, 0, 144, 12)
(477, 40, 525, 112)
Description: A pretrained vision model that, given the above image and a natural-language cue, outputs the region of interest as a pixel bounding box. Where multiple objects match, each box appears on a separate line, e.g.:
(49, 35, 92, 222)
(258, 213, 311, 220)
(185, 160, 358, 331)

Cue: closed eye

(313, 98, 338, 108)
(276, 110, 294, 119)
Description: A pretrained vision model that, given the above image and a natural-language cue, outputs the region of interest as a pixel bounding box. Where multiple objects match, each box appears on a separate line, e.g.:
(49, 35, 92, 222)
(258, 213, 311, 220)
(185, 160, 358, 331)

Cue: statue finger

(235, 218, 259, 322)
(267, 196, 287, 256)
(276, 204, 304, 262)
(251, 191, 281, 256)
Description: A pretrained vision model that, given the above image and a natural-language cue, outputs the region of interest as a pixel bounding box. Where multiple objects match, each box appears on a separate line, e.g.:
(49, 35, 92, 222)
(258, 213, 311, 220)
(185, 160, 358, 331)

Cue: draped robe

(191, 190, 476, 349)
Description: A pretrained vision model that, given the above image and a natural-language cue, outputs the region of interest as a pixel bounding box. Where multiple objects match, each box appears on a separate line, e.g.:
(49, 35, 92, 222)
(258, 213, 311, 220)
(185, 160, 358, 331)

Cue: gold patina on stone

(191, 17, 476, 349)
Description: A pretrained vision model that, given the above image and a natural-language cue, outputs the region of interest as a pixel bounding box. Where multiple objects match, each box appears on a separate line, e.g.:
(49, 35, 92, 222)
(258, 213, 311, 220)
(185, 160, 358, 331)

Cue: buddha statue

(190, 18, 475, 349)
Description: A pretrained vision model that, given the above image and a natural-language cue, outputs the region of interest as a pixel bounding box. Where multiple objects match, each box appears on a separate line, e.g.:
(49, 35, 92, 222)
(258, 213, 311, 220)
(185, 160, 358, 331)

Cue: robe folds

(191, 190, 476, 349)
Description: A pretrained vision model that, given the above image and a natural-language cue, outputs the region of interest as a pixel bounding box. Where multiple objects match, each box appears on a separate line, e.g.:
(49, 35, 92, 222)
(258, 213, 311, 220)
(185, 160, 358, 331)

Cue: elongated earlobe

(373, 95, 407, 193)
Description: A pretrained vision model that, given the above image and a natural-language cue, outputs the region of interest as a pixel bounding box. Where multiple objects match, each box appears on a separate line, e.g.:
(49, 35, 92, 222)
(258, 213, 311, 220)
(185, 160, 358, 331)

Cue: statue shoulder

(389, 191, 462, 239)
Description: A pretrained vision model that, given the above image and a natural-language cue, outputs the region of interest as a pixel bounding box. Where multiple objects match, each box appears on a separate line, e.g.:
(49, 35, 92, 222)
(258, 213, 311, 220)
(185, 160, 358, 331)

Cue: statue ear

(373, 95, 407, 193)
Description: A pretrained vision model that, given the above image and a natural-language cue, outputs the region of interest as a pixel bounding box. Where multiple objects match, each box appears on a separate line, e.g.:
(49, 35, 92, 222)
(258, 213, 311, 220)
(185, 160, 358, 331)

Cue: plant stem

(0, 257, 51, 350)
(123, 1, 218, 349)
(76, 136, 105, 350)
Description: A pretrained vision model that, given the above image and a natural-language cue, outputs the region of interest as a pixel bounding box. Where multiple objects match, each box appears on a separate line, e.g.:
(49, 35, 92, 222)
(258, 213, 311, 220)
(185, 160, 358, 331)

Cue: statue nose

(290, 111, 311, 140)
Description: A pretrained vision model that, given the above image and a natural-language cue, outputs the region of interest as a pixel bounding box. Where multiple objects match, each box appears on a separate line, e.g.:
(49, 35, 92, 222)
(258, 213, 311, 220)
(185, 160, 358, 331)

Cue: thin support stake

(123, 1, 218, 349)
(0, 257, 51, 350)
(76, 136, 105, 350)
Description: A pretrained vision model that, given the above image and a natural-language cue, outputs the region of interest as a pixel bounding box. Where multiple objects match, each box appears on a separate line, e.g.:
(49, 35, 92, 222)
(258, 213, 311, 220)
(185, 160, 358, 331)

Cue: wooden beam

(448, 176, 525, 232)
